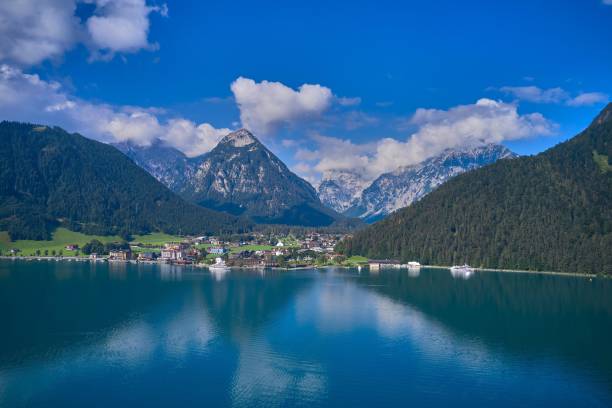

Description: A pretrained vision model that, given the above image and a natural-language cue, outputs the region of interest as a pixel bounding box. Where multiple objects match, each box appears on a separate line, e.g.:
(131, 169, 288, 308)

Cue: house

(276, 241, 285, 247)
(109, 250, 131, 261)
(65, 244, 79, 251)
(159, 242, 190, 262)
(369, 259, 401, 270)
(164, 242, 189, 251)
(161, 248, 185, 261)
(138, 252, 156, 261)
(307, 241, 320, 249)
(208, 247, 228, 255)
(186, 247, 201, 259)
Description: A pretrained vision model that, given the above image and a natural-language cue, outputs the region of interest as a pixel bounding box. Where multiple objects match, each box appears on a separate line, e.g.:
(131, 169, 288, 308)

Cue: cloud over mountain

(0, 64, 228, 156)
(231, 77, 333, 135)
(295, 99, 555, 184)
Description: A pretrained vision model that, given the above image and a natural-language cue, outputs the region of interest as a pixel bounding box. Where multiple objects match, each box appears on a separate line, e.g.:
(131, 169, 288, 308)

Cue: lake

(0, 260, 611, 407)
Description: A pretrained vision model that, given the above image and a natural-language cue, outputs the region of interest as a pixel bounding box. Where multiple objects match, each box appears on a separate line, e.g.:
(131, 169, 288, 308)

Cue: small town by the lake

(1, 230, 366, 269)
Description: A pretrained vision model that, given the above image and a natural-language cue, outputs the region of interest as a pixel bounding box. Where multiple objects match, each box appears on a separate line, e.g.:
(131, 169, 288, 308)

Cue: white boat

(209, 257, 230, 272)
(450, 264, 474, 278)
(407, 261, 421, 269)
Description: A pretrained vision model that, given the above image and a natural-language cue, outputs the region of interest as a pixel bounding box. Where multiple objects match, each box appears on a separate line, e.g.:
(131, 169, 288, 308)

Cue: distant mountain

(343, 144, 517, 222)
(180, 129, 355, 226)
(318, 170, 369, 213)
(119, 129, 357, 228)
(0, 122, 249, 240)
(113, 139, 194, 192)
(338, 104, 612, 274)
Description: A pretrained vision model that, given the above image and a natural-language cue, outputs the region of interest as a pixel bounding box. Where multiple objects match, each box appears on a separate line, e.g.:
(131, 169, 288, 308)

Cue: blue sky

(1, 0, 611, 183)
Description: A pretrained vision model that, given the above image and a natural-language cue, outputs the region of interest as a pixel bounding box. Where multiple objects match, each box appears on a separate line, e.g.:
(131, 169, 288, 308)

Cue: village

(2, 232, 420, 271)
(64, 232, 362, 269)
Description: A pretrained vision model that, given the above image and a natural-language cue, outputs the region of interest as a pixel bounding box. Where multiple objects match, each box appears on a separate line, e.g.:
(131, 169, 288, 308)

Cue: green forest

(0, 122, 251, 241)
(337, 104, 612, 274)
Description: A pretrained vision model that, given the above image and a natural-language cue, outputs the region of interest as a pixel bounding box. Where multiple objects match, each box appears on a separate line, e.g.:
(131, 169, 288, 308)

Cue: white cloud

(500, 86, 568, 103)
(296, 134, 373, 177)
(336, 96, 361, 106)
(500, 85, 608, 107)
(230, 77, 333, 135)
(104, 110, 163, 145)
(0, 0, 81, 66)
(281, 139, 298, 148)
(294, 99, 555, 182)
(0, 0, 166, 66)
(165, 120, 231, 157)
(566, 92, 609, 107)
(86, 0, 167, 60)
(0, 64, 229, 156)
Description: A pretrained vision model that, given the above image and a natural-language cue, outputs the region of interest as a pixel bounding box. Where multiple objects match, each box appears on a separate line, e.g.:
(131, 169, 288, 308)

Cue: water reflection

(352, 268, 612, 385)
(449, 268, 474, 279)
(158, 263, 184, 281)
(0, 261, 610, 407)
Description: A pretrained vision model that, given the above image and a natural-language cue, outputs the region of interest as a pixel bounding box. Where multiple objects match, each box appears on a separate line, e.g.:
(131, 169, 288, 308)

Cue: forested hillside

(0, 122, 250, 240)
(338, 104, 612, 274)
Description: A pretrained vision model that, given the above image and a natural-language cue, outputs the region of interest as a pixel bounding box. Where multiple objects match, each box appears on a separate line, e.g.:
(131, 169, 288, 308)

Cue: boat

(209, 257, 230, 272)
(407, 261, 421, 269)
(449, 264, 475, 279)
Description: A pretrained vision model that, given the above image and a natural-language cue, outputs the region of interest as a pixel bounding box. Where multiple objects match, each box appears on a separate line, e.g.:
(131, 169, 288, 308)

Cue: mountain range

(0, 122, 249, 240)
(320, 144, 516, 222)
(118, 129, 515, 227)
(117, 129, 357, 228)
(337, 103, 612, 274)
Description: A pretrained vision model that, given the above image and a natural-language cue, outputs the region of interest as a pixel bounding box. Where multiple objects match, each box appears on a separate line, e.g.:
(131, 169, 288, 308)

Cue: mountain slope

(177, 129, 352, 227)
(0, 122, 249, 240)
(343, 144, 517, 222)
(113, 140, 195, 192)
(338, 104, 612, 274)
(317, 170, 370, 213)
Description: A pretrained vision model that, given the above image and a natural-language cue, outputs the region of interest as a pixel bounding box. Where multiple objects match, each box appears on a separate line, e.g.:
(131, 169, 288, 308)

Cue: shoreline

(0, 255, 604, 277)
(420, 264, 599, 278)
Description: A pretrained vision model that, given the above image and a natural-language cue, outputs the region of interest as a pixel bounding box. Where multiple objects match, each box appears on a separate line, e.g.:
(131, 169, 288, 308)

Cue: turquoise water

(0, 260, 611, 407)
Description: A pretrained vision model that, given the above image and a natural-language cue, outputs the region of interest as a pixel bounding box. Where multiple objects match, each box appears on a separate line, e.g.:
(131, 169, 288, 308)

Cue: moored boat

(209, 257, 230, 272)
(450, 264, 474, 278)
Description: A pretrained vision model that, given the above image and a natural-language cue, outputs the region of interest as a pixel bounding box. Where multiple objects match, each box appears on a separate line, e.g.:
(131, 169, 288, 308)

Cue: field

(344, 255, 369, 265)
(0, 228, 122, 256)
(0, 229, 186, 256)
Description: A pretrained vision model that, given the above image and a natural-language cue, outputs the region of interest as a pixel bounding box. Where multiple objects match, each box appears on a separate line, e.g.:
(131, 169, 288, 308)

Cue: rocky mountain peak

(329, 143, 517, 223)
(219, 129, 258, 148)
